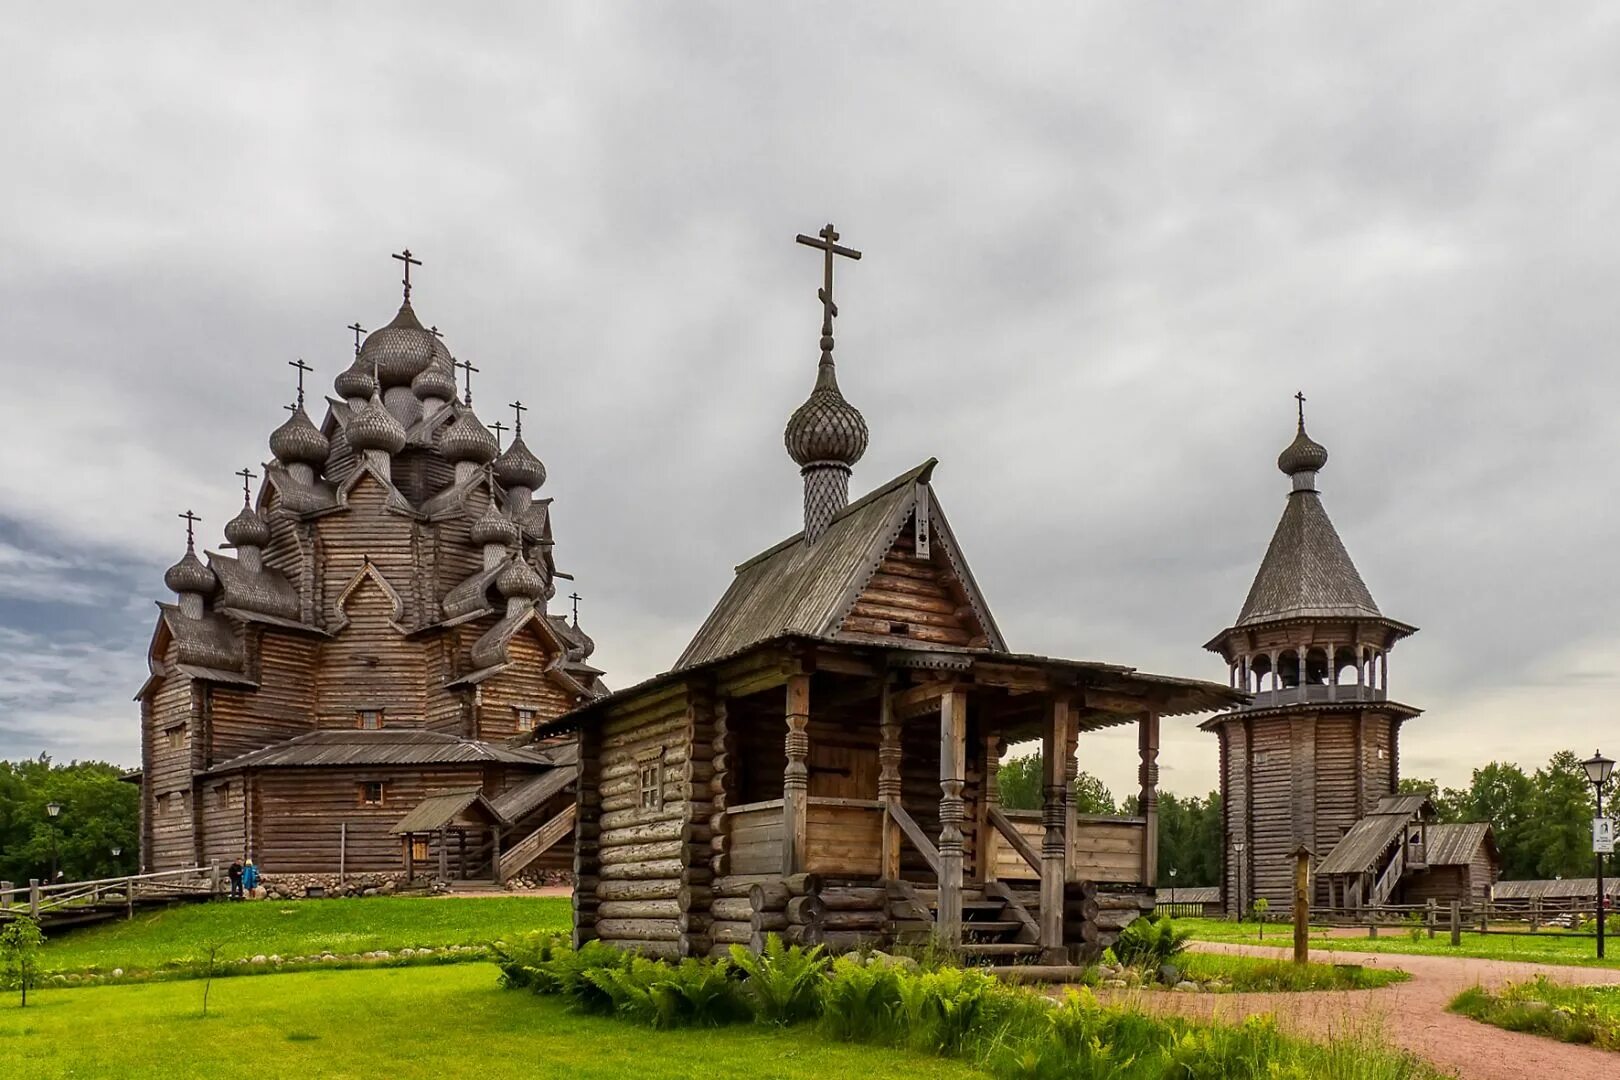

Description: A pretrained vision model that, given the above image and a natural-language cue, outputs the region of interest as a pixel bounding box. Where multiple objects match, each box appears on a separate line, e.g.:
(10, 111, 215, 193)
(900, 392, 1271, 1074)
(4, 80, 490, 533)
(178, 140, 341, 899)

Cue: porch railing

(988, 809, 1148, 885)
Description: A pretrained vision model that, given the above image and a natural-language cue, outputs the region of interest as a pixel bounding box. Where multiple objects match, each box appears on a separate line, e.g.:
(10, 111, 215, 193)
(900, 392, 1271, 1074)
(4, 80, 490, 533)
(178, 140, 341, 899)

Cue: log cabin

(1202, 400, 1491, 917)
(134, 256, 601, 889)
(540, 226, 1243, 964)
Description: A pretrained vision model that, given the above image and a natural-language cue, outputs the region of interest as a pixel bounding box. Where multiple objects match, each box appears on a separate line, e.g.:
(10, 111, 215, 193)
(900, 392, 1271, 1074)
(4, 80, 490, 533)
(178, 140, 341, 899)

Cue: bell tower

(1203, 396, 1420, 915)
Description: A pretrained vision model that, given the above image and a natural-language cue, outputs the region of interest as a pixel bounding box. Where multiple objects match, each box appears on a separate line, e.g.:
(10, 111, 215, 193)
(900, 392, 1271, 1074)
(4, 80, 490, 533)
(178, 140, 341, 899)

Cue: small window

(359, 781, 385, 807)
(639, 763, 663, 811)
(357, 709, 384, 730)
(213, 783, 232, 810)
(516, 707, 538, 732)
(164, 724, 185, 751)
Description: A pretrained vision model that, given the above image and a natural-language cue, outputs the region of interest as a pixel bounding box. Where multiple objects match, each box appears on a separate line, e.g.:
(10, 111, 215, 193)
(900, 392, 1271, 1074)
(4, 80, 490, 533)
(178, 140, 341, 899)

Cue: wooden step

(960, 920, 1021, 935)
(959, 942, 1042, 957)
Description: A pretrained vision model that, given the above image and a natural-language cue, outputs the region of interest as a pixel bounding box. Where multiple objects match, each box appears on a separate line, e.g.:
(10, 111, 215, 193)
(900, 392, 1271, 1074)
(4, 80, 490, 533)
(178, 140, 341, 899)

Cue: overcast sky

(3, 4, 1618, 800)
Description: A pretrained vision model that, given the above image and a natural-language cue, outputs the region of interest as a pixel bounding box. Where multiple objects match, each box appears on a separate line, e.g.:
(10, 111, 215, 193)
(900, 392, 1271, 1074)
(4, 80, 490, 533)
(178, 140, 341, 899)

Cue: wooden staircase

(888, 881, 1043, 965)
(496, 804, 575, 883)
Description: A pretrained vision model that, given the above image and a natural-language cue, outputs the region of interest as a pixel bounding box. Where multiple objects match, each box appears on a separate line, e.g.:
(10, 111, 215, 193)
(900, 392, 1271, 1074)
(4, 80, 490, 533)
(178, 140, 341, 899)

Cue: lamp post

(1582, 751, 1614, 959)
(45, 801, 62, 883)
(1169, 866, 1178, 911)
(1233, 841, 1247, 921)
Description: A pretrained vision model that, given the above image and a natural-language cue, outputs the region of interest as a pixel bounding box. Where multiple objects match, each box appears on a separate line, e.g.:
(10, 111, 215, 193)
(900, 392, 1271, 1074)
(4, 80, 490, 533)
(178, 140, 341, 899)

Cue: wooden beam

(878, 687, 902, 881)
(1040, 693, 1072, 962)
(890, 679, 969, 718)
(1138, 711, 1160, 887)
(937, 689, 967, 946)
(782, 674, 811, 875)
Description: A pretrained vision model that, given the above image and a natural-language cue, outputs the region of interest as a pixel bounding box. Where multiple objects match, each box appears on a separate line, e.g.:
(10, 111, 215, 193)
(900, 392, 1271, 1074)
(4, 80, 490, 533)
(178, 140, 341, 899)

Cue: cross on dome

(509, 400, 527, 439)
(288, 358, 314, 406)
(795, 223, 862, 345)
(456, 358, 479, 404)
(569, 591, 582, 626)
(347, 322, 366, 355)
(235, 467, 257, 505)
(491, 419, 507, 450)
(391, 249, 421, 303)
(178, 509, 201, 549)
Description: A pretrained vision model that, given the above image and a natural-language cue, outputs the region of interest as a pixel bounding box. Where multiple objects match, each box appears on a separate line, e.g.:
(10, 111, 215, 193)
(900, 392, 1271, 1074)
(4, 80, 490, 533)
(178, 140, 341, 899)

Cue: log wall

(146, 642, 200, 870)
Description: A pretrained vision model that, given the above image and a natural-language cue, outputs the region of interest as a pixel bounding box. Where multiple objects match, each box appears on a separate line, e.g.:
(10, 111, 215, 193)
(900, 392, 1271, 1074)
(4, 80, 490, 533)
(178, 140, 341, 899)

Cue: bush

(818, 955, 902, 1042)
(1111, 916, 1191, 969)
(728, 934, 828, 1025)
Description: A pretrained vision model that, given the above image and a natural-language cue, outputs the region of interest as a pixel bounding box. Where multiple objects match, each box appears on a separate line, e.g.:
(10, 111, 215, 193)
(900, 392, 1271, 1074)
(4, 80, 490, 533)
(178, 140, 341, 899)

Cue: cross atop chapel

(795, 223, 862, 351)
(392, 248, 421, 303)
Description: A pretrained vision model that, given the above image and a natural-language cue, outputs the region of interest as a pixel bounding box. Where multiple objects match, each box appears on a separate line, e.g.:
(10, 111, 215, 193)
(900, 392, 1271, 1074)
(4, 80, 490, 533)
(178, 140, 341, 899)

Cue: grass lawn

(1179, 917, 1620, 969)
(0, 963, 987, 1079)
(1179, 951, 1408, 992)
(1450, 976, 1620, 1050)
(37, 895, 571, 974)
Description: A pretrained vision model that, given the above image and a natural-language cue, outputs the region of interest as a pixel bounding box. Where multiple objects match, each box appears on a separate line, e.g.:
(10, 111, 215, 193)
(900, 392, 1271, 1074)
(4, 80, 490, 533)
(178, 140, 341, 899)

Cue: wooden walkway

(0, 866, 223, 930)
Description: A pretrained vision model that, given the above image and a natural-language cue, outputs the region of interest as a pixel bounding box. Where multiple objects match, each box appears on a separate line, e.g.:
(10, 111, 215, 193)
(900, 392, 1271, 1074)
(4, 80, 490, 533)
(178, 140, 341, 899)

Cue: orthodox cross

(429, 325, 444, 339)
(569, 591, 582, 626)
(178, 509, 201, 550)
(1295, 390, 1307, 429)
(795, 223, 862, 341)
(392, 248, 421, 302)
(348, 322, 366, 355)
(235, 467, 257, 505)
(491, 419, 508, 450)
(509, 400, 527, 439)
(288, 358, 314, 406)
(455, 357, 479, 404)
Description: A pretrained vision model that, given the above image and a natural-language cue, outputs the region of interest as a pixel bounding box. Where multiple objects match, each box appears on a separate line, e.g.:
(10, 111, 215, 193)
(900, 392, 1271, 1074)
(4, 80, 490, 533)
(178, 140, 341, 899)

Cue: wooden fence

(0, 865, 221, 927)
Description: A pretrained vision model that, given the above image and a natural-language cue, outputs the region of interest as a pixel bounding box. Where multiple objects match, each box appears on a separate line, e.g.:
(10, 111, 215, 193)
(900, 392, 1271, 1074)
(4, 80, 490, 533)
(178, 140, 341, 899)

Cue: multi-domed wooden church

(136, 255, 599, 887)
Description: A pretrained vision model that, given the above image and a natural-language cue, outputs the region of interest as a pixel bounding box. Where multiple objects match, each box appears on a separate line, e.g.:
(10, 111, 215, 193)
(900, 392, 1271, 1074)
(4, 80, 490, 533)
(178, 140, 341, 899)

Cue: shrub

(1405, 912, 1425, 942)
(1110, 916, 1190, 968)
(818, 955, 902, 1043)
(728, 934, 828, 1025)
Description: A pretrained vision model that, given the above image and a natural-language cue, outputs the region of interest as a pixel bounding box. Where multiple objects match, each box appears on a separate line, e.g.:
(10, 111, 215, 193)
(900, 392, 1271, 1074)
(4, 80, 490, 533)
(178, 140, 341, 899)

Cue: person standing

(241, 860, 259, 899)
(227, 860, 244, 901)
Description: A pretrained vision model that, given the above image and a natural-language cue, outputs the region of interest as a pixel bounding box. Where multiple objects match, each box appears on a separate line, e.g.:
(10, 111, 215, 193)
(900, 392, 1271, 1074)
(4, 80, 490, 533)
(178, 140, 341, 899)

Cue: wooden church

(540, 226, 1242, 965)
(136, 253, 601, 888)
(1202, 403, 1498, 915)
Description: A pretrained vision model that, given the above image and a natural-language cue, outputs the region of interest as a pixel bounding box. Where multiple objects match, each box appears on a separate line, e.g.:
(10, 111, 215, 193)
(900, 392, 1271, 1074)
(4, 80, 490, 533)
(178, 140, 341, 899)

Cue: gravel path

(1097, 941, 1620, 1079)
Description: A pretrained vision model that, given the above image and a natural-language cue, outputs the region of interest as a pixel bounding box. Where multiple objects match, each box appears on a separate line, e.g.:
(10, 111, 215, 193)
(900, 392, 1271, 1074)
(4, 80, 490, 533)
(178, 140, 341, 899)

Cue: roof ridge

(735, 458, 938, 573)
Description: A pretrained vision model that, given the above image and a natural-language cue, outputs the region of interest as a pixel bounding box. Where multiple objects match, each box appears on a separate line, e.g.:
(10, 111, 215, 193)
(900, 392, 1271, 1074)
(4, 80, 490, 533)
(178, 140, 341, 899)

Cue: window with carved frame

(639, 762, 663, 811)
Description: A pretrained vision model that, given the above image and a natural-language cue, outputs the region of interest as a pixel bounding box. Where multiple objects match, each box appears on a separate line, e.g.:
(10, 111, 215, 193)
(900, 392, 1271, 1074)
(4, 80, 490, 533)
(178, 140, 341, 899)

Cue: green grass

(1450, 977, 1620, 1049)
(0, 963, 989, 1079)
(1179, 952, 1409, 992)
(1179, 917, 1620, 969)
(36, 895, 571, 975)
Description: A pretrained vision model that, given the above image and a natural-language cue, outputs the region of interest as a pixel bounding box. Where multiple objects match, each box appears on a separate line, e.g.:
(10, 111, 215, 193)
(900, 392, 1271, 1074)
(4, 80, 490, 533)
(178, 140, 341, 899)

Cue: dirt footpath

(1097, 941, 1620, 1079)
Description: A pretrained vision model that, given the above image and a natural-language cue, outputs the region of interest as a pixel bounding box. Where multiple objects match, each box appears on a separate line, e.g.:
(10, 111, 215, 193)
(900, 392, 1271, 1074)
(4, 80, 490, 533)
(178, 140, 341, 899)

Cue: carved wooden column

(782, 674, 812, 876)
(1063, 717, 1080, 845)
(937, 690, 968, 945)
(878, 687, 903, 881)
(1040, 692, 1073, 960)
(978, 732, 1006, 884)
(1138, 711, 1160, 887)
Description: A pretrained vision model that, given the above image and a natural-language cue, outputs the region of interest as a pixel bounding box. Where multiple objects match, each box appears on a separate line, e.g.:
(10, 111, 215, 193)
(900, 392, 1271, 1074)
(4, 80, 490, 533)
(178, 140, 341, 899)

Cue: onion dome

(441, 407, 499, 465)
(1278, 426, 1329, 476)
(224, 505, 271, 548)
(496, 553, 547, 600)
(412, 362, 456, 402)
(493, 436, 546, 490)
(360, 302, 435, 388)
(164, 549, 218, 597)
(470, 502, 519, 547)
(785, 358, 869, 468)
(347, 393, 408, 454)
(334, 358, 377, 401)
(269, 404, 331, 467)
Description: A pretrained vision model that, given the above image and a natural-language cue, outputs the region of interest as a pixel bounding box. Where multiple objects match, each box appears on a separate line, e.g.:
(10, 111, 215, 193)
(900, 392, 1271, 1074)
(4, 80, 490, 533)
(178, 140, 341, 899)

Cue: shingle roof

(490, 767, 574, 821)
(390, 789, 508, 834)
(1155, 886, 1220, 904)
(675, 460, 1005, 669)
(1317, 813, 1411, 875)
(204, 729, 552, 774)
(1234, 490, 1382, 627)
(1424, 822, 1496, 867)
(1492, 878, 1620, 901)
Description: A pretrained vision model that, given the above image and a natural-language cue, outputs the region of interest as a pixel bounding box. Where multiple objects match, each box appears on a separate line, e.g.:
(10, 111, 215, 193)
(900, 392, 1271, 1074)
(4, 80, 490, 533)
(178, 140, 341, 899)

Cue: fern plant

(1110, 916, 1191, 968)
(818, 955, 902, 1042)
(729, 933, 828, 1025)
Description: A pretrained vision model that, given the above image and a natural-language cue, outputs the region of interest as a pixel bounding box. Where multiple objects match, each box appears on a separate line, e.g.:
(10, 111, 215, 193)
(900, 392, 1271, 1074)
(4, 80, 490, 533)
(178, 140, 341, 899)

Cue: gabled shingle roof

(203, 729, 552, 774)
(675, 460, 1005, 669)
(1234, 490, 1381, 627)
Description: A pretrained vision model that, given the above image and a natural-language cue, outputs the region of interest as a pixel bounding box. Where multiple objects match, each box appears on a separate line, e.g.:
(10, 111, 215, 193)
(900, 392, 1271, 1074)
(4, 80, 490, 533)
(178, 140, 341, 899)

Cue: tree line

(0, 756, 139, 885)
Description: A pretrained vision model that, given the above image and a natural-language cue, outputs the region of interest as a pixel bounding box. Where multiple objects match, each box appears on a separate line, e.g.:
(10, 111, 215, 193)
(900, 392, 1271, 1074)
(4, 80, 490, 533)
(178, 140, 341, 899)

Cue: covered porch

(705, 642, 1239, 962)
(391, 789, 510, 885)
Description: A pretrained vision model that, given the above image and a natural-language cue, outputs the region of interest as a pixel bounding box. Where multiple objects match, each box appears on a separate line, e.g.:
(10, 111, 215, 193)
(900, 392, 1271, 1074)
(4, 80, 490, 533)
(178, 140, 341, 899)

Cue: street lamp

(1169, 866, 1178, 911)
(45, 801, 62, 883)
(1583, 750, 1615, 958)
(1233, 841, 1247, 921)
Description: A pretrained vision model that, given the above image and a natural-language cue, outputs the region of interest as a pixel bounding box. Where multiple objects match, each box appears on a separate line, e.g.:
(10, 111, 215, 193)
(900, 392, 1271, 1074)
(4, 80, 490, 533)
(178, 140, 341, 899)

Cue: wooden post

(877, 687, 902, 881)
(937, 689, 968, 947)
(438, 826, 449, 882)
(491, 826, 502, 882)
(1291, 844, 1311, 964)
(1138, 711, 1160, 886)
(782, 674, 811, 875)
(1040, 693, 1072, 962)
(1449, 899, 1461, 946)
(339, 822, 347, 883)
(458, 830, 468, 879)
(1427, 898, 1436, 939)
(0, 881, 10, 911)
(28, 879, 40, 917)
(405, 835, 415, 884)
(979, 734, 1006, 885)
(210, 861, 221, 895)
